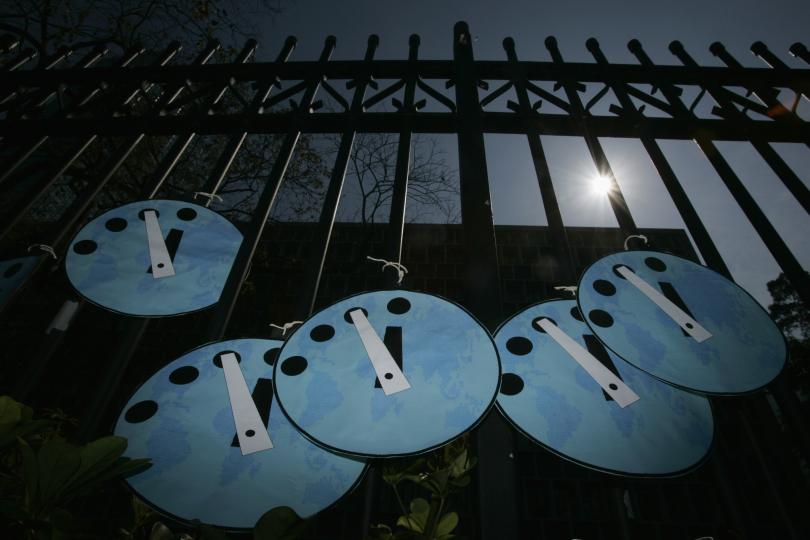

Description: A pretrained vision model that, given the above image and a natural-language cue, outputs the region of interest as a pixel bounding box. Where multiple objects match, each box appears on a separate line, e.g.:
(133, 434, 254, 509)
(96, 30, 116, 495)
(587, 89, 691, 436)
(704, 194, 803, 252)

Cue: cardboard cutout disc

(274, 290, 501, 457)
(0, 256, 38, 308)
(114, 339, 365, 530)
(66, 200, 242, 316)
(496, 299, 713, 476)
(577, 250, 786, 394)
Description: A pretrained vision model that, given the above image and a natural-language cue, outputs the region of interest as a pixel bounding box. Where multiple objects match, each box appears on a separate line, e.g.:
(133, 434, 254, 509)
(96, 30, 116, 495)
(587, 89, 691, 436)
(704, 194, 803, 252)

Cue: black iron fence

(1, 21, 809, 540)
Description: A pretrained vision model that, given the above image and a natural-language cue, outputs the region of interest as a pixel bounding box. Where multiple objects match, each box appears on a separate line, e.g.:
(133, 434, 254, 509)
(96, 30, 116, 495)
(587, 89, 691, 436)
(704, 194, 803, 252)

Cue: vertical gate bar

(544, 37, 639, 238)
(0, 43, 182, 242)
(676, 42, 810, 214)
(0, 47, 37, 72)
(197, 39, 264, 199)
(204, 36, 335, 340)
(630, 38, 809, 538)
(0, 45, 109, 186)
(0, 46, 73, 108)
(629, 40, 810, 309)
(586, 39, 732, 278)
(295, 34, 379, 317)
(76, 318, 151, 442)
(0, 41, 232, 321)
(13, 42, 227, 401)
(453, 21, 518, 540)
(712, 42, 807, 127)
(382, 34, 419, 289)
(74, 39, 280, 441)
(738, 408, 801, 539)
(504, 37, 577, 282)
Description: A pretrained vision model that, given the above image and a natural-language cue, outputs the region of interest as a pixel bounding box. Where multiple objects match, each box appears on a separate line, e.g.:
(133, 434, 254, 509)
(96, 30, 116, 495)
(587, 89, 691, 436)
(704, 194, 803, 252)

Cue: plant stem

(392, 484, 408, 517)
(422, 496, 445, 539)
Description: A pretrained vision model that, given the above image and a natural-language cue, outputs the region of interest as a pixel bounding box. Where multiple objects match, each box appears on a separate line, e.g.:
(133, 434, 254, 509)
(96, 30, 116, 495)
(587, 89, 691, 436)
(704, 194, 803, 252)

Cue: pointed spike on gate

(750, 41, 768, 56)
(709, 41, 726, 57)
(544, 36, 558, 51)
(503, 37, 516, 52)
(277, 36, 297, 63)
(627, 39, 643, 55)
(789, 42, 807, 58)
(669, 40, 686, 55)
(585, 37, 600, 53)
(366, 34, 380, 59)
(454, 21, 471, 44)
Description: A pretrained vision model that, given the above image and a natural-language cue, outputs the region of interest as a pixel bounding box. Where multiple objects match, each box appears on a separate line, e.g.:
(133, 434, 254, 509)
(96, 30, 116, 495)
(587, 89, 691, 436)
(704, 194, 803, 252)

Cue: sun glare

(591, 173, 613, 195)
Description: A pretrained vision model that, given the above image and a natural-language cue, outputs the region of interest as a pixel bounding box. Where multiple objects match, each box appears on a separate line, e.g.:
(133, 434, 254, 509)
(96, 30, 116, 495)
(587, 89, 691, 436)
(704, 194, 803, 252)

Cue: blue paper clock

(273, 290, 501, 457)
(65, 199, 242, 317)
(577, 251, 786, 394)
(0, 256, 38, 309)
(495, 299, 714, 476)
(114, 339, 366, 530)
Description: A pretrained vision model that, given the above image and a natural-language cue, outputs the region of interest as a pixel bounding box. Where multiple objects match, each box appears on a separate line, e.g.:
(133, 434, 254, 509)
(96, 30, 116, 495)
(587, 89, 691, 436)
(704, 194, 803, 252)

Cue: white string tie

(193, 191, 223, 206)
(554, 285, 578, 295)
(623, 234, 648, 251)
(28, 244, 57, 260)
(367, 256, 408, 285)
(269, 321, 302, 336)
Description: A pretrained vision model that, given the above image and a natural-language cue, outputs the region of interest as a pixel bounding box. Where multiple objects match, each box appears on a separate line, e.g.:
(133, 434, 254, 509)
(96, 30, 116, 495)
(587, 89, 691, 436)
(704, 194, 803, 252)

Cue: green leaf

(0, 395, 24, 436)
(36, 438, 82, 507)
(368, 524, 394, 540)
(382, 457, 426, 487)
(68, 458, 152, 500)
(396, 498, 429, 533)
(148, 522, 174, 540)
(436, 512, 458, 538)
(253, 506, 308, 540)
(65, 436, 127, 491)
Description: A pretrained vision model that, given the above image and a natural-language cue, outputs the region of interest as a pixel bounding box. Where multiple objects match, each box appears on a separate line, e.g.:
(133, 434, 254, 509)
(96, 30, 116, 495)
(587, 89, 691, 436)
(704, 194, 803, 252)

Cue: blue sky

(257, 0, 810, 308)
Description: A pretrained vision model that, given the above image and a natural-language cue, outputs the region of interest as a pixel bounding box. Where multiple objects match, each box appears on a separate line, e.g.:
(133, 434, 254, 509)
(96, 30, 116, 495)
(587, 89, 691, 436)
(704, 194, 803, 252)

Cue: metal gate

(1, 21, 809, 539)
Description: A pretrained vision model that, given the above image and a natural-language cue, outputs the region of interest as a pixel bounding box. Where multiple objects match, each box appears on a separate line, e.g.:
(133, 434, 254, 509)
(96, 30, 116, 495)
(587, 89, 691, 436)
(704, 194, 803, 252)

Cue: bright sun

(591, 173, 613, 195)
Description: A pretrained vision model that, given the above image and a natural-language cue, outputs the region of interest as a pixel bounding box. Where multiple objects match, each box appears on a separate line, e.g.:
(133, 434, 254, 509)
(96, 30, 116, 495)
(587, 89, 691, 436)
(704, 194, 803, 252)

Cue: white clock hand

(143, 210, 176, 279)
(535, 318, 640, 408)
(220, 352, 274, 455)
(349, 309, 411, 396)
(615, 265, 711, 342)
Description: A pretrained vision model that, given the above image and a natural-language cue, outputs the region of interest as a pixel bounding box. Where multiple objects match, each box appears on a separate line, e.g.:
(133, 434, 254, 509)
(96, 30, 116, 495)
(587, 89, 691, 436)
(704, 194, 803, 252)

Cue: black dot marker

(593, 279, 616, 296)
(264, 348, 280, 366)
(3, 263, 22, 279)
(105, 217, 127, 232)
(245, 429, 255, 437)
(214, 351, 241, 368)
(177, 208, 197, 221)
(500, 373, 524, 396)
(589, 309, 614, 328)
(281, 356, 308, 376)
(125, 400, 158, 423)
(344, 307, 368, 323)
(506, 336, 533, 356)
(73, 240, 97, 255)
(387, 297, 411, 315)
(645, 257, 667, 272)
(169, 366, 199, 385)
(310, 324, 335, 342)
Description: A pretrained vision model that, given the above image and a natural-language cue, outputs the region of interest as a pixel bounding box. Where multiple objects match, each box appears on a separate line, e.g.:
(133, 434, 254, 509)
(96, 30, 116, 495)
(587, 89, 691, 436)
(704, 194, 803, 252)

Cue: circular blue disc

(66, 200, 242, 317)
(114, 339, 366, 530)
(274, 290, 501, 457)
(577, 251, 786, 394)
(495, 299, 714, 476)
(0, 255, 38, 309)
